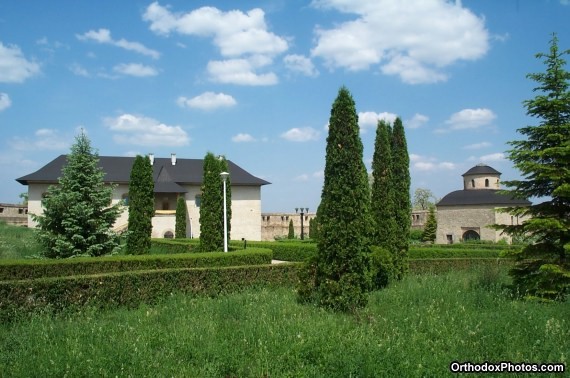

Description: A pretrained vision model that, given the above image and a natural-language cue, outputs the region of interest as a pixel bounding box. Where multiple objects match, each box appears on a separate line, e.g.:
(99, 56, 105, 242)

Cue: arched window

(485, 179, 489, 187)
(462, 230, 480, 241)
(164, 231, 174, 239)
(471, 179, 475, 188)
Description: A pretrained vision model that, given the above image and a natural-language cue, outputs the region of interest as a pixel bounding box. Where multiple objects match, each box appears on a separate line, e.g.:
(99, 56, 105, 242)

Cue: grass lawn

(1, 267, 568, 377)
(0, 221, 42, 259)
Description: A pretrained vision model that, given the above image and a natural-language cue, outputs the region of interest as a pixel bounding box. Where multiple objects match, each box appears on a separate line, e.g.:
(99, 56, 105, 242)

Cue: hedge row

(0, 249, 272, 281)
(412, 243, 520, 251)
(0, 263, 300, 321)
(408, 247, 504, 259)
(408, 258, 513, 275)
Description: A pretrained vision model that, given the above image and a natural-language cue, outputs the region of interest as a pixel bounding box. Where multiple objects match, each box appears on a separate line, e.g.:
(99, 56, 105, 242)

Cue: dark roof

(16, 155, 270, 191)
(462, 164, 501, 177)
(437, 189, 530, 207)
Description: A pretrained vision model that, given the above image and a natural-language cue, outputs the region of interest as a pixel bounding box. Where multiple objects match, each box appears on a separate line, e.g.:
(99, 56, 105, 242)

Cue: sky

(0, 0, 569, 213)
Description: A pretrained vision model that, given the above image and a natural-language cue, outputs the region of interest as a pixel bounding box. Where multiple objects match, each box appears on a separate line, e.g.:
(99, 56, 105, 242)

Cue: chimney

(171, 153, 176, 166)
(148, 153, 154, 165)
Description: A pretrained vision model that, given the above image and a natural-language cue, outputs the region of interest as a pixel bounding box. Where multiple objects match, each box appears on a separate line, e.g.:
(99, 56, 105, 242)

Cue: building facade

(435, 164, 530, 244)
(0, 203, 28, 226)
(17, 154, 269, 241)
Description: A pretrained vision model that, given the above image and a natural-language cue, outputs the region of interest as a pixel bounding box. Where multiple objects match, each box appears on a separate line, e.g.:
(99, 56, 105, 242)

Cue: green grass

(0, 221, 42, 259)
(1, 267, 568, 377)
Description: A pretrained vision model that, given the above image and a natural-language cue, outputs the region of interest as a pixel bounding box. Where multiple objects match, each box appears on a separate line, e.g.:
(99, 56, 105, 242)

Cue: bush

(408, 258, 512, 275)
(0, 248, 273, 281)
(369, 246, 395, 289)
(408, 246, 504, 259)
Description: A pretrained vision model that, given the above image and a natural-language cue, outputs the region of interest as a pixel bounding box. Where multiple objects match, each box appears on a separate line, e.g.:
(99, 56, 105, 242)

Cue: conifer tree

(391, 117, 411, 279)
(497, 34, 570, 301)
(306, 86, 372, 311)
(421, 206, 437, 243)
(33, 131, 122, 258)
(175, 196, 187, 238)
(288, 219, 295, 239)
(126, 155, 154, 254)
(371, 119, 397, 251)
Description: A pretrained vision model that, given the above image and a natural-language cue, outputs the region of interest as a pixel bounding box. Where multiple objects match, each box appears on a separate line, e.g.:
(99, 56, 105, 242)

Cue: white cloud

(294, 173, 310, 182)
(358, 111, 397, 132)
(0, 42, 41, 83)
(283, 54, 319, 77)
(143, 4, 288, 58)
(479, 152, 505, 162)
(0, 93, 11, 111)
(10, 128, 69, 151)
(105, 113, 189, 146)
(463, 141, 491, 150)
(178, 92, 237, 110)
(311, 0, 489, 84)
(69, 63, 90, 77)
(207, 58, 278, 85)
(445, 108, 496, 131)
(77, 29, 160, 59)
(113, 63, 158, 77)
(232, 133, 256, 143)
(410, 153, 456, 171)
(406, 113, 429, 129)
(280, 127, 320, 142)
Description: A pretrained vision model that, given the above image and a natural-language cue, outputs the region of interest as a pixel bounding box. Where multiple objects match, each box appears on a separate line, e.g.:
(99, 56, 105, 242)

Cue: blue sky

(1, 0, 569, 212)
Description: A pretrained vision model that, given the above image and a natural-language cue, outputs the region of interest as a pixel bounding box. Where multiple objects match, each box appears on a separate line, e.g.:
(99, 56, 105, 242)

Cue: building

(16, 154, 270, 240)
(435, 164, 530, 244)
(0, 203, 28, 226)
(261, 212, 316, 241)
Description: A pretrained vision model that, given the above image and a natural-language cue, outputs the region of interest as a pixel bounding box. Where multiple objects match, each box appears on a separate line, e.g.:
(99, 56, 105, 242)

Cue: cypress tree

(309, 86, 372, 311)
(126, 155, 154, 254)
(288, 219, 295, 239)
(422, 206, 437, 243)
(175, 196, 187, 238)
(496, 34, 570, 301)
(371, 119, 397, 251)
(391, 117, 411, 279)
(33, 131, 122, 258)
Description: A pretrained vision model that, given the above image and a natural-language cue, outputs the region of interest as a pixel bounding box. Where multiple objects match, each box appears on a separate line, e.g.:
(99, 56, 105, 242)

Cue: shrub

(369, 246, 395, 289)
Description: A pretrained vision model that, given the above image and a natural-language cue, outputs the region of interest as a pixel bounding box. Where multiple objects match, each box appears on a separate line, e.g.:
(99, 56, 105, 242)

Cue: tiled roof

(16, 155, 270, 191)
(437, 189, 530, 207)
(462, 164, 501, 177)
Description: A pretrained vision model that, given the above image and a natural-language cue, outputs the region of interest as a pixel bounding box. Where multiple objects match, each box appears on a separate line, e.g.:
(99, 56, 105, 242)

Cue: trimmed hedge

(412, 243, 520, 251)
(0, 263, 300, 321)
(0, 248, 273, 281)
(233, 241, 317, 261)
(409, 258, 513, 275)
(408, 247, 505, 259)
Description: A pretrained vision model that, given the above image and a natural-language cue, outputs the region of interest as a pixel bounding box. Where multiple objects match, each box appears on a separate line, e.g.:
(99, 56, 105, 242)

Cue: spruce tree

(175, 196, 187, 238)
(288, 219, 295, 239)
(371, 119, 397, 252)
(308, 86, 372, 311)
(421, 206, 437, 243)
(199, 153, 232, 251)
(391, 117, 411, 279)
(33, 131, 122, 258)
(126, 155, 154, 254)
(497, 34, 570, 301)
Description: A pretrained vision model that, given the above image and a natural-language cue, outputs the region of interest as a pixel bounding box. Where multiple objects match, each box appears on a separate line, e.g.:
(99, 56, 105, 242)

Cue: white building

(436, 164, 530, 244)
(17, 154, 269, 241)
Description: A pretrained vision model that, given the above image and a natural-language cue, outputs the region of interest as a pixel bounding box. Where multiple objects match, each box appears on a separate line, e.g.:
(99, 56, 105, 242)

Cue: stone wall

(0, 203, 28, 226)
(261, 212, 315, 241)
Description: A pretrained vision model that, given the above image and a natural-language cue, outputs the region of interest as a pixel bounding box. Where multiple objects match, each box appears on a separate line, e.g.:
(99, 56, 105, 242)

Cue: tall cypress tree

(175, 196, 187, 238)
(391, 117, 411, 279)
(33, 131, 122, 258)
(126, 155, 154, 254)
(199, 152, 223, 251)
(371, 119, 397, 251)
(422, 206, 437, 243)
(310, 86, 372, 311)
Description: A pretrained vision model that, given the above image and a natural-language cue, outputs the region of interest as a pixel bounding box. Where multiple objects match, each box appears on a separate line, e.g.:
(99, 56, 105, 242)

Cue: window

(164, 231, 174, 239)
(18, 208, 24, 214)
(446, 234, 453, 244)
(0, 208, 3, 213)
(485, 179, 489, 187)
(122, 193, 129, 205)
(162, 197, 169, 210)
(471, 179, 475, 188)
(195, 195, 201, 207)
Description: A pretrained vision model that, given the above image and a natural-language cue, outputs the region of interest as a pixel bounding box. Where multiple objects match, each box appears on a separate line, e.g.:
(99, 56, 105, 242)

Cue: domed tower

(462, 163, 501, 190)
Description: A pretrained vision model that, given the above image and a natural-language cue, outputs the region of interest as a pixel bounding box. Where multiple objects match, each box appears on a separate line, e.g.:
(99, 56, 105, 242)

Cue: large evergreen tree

(371, 119, 397, 252)
(497, 34, 570, 301)
(33, 132, 122, 258)
(306, 86, 372, 311)
(199, 153, 232, 251)
(391, 117, 411, 279)
(175, 196, 187, 238)
(126, 155, 154, 254)
(422, 206, 437, 244)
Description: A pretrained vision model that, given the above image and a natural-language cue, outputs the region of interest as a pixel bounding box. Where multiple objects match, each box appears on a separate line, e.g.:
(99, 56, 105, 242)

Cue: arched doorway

(462, 230, 480, 241)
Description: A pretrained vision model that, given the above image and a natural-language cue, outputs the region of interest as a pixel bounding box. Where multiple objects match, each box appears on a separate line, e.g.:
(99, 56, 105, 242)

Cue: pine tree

(421, 206, 437, 243)
(391, 117, 411, 279)
(305, 86, 372, 311)
(33, 131, 122, 258)
(126, 155, 154, 254)
(288, 219, 295, 239)
(199, 153, 232, 251)
(175, 196, 187, 238)
(371, 119, 397, 252)
(497, 34, 570, 301)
